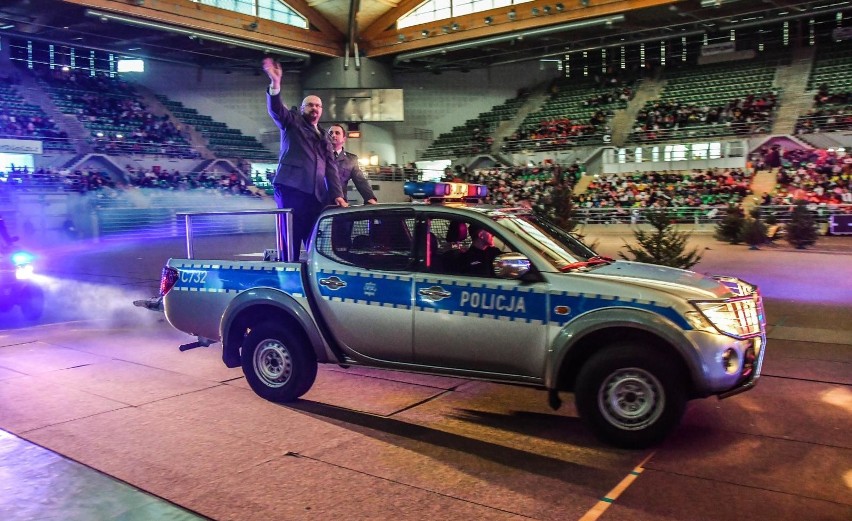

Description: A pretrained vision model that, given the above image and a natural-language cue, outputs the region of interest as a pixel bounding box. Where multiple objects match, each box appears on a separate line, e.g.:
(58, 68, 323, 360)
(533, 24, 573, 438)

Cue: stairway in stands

(610, 76, 666, 147)
(489, 84, 550, 155)
(133, 85, 215, 160)
(15, 71, 91, 154)
(771, 45, 816, 134)
(155, 95, 276, 161)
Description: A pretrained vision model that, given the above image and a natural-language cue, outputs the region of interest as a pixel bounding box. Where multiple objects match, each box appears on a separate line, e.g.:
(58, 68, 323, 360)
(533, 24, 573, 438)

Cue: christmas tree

(715, 203, 745, 244)
(785, 200, 818, 249)
(741, 207, 768, 250)
(619, 209, 703, 269)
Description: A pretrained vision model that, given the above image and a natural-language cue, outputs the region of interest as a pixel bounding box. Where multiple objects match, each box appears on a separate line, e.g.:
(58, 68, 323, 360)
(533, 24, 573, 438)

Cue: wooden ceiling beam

(362, 0, 677, 57)
(62, 0, 345, 56)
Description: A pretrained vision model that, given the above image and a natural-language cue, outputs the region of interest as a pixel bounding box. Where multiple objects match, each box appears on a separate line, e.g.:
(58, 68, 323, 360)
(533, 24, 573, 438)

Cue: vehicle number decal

(180, 270, 208, 284)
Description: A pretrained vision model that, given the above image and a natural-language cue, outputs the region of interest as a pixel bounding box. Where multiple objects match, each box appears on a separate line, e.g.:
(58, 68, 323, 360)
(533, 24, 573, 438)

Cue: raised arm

(263, 58, 291, 127)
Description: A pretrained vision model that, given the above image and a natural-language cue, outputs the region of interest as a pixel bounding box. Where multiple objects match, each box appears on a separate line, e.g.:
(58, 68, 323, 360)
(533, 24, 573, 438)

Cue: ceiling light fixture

(484, 16, 493, 24)
(83, 9, 310, 62)
(555, 3, 564, 11)
(508, 9, 517, 20)
(0, 24, 15, 30)
(394, 14, 625, 65)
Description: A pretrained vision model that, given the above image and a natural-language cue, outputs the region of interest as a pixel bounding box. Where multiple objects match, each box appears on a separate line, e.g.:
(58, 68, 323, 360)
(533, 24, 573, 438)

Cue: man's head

(469, 225, 494, 249)
(300, 95, 323, 125)
(328, 124, 346, 150)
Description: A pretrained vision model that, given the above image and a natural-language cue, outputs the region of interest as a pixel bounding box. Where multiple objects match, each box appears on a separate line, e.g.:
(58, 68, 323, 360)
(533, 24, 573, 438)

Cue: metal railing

(178, 209, 293, 261)
(571, 204, 852, 226)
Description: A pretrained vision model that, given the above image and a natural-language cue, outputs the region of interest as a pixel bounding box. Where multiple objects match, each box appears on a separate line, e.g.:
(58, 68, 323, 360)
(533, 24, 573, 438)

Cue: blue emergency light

(404, 181, 488, 200)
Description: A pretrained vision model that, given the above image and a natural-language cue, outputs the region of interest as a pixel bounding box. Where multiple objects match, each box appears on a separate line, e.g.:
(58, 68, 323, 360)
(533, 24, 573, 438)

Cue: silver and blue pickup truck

(147, 181, 766, 448)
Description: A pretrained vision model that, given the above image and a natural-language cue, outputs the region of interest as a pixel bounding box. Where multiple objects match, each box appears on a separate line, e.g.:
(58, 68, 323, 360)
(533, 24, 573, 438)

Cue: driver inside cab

(460, 225, 502, 277)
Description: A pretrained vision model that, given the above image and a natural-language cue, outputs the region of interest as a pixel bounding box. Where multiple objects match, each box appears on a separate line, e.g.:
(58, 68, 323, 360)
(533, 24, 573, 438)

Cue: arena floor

(0, 229, 850, 521)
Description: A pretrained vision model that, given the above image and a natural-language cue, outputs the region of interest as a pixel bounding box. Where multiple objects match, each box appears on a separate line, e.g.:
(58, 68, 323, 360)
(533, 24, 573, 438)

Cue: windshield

(493, 214, 601, 271)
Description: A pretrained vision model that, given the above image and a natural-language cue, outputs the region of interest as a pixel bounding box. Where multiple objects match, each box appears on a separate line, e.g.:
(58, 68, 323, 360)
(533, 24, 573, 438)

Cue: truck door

(412, 215, 548, 377)
(310, 209, 415, 363)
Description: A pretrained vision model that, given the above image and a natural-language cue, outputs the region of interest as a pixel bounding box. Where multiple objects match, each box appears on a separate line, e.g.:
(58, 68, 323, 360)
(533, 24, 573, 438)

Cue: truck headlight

(691, 298, 762, 339)
(12, 251, 36, 280)
(16, 264, 34, 280)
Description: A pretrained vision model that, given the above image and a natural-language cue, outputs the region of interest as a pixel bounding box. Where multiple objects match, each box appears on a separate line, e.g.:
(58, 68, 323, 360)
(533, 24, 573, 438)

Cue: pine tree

(785, 200, 818, 249)
(715, 203, 745, 244)
(619, 208, 703, 269)
(538, 178, 577, 232)
(741, 207, 768, 250)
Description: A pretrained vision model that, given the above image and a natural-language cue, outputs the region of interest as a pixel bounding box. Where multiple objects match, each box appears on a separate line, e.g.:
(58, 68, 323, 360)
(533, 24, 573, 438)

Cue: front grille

(730, 296, 762, 338)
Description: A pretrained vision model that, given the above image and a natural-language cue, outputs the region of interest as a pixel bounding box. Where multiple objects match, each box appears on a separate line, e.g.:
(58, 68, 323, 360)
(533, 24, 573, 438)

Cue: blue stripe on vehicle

(549, 291, 691, 330)
(173, 264, 304, 296)
(315, 270, 413, 309)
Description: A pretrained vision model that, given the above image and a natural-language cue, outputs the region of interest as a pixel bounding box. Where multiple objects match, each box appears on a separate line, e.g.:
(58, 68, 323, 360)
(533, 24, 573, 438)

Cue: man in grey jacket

(263, 58, 347, 260)
(328, 123, 377, 205)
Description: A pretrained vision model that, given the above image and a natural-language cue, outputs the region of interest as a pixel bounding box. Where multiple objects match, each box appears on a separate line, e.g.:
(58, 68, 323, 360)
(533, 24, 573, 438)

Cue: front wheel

(575, 343, 686, 449)
(241, 322, 317, 403)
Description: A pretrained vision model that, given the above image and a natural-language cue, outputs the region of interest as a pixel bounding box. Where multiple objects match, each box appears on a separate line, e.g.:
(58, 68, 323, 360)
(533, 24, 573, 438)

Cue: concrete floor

(0, 230, 850, 520)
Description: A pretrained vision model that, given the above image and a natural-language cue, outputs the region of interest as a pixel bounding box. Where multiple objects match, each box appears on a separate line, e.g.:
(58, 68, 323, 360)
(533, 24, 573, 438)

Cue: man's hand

(334, 197, 349, 207)
(262, 58, 282, 89)
(366, 198, 378, 204)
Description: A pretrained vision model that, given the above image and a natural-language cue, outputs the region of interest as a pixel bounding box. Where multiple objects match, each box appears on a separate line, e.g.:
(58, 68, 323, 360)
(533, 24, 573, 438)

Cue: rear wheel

(241, 322, 317, 403)
(19, 284, 44, 322)
(575, 343, 686, 449)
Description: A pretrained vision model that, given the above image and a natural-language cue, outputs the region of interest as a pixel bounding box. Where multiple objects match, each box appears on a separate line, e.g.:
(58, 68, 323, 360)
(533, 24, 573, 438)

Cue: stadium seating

(795, 41, 852, 134)
(156, 95, 277, 161)
(0, 82, 76, 152)
(37, 71, 198, 158)
(626, 59, 778, 143)
(420, 92, 530, 160)
(501, 78, 635, 153)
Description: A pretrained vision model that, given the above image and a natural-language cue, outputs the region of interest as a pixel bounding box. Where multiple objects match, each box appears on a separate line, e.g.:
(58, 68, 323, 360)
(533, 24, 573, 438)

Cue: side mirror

(493, 253, 531, 279)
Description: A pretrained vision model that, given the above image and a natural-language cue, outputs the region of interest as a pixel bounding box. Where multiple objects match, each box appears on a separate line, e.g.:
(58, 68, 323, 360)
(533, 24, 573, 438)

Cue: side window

(422, 217, 510, 278)
(316, 211, 414, 271)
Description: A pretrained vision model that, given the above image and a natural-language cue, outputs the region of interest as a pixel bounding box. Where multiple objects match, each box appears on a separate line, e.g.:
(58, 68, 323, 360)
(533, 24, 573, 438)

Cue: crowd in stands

(762, 148, 852, 205)
(1, 165, 263, 198)
(631, 92, 778, 141)
(502, 80, 634, 151)
(794, 85, 852, 134)
(40, 70, 199, 158)
(0, 75, 71, 146)
(578, 168, 753, 210)
(469, 162, 582, 212)
(124, 166, 261, 196)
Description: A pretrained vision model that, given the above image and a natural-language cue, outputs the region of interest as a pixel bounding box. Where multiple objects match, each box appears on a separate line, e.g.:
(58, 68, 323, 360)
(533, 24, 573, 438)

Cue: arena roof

(0, 0, 849, 73)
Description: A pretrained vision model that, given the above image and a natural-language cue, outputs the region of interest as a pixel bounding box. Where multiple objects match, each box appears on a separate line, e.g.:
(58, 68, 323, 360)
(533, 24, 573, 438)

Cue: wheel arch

(220, 288, 331, 368)
(547, 308, 701, 397)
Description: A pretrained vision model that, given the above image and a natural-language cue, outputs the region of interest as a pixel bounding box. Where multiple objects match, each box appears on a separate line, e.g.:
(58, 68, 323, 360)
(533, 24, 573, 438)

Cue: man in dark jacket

(263, 58, 347, 260)
(328, 123, 377, 204)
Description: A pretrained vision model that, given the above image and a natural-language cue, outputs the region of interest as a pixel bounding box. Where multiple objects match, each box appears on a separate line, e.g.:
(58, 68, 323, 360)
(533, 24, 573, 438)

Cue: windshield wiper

(559, 255, 614, 272)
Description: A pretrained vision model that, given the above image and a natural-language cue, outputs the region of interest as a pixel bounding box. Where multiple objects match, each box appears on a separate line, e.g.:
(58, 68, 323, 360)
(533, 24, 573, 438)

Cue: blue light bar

(403, 181, 488, 200)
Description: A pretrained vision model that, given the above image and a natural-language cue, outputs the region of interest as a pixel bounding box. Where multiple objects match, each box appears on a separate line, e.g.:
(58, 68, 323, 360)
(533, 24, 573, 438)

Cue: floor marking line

(578, 451, 656, 521)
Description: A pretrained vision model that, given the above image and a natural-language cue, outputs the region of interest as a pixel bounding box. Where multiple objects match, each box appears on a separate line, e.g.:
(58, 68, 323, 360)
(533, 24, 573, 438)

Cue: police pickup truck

(147, 182, 766, 448)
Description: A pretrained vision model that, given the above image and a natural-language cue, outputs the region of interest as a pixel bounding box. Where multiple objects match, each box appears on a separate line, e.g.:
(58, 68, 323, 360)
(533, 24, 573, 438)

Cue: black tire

(19, 284, 44, 322)
(241, 321, 317, 403)
(575, 343, 686, 449)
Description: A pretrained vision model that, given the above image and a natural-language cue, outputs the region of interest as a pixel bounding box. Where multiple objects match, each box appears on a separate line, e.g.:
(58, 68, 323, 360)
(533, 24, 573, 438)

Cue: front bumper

(718, 333, 766, 399)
